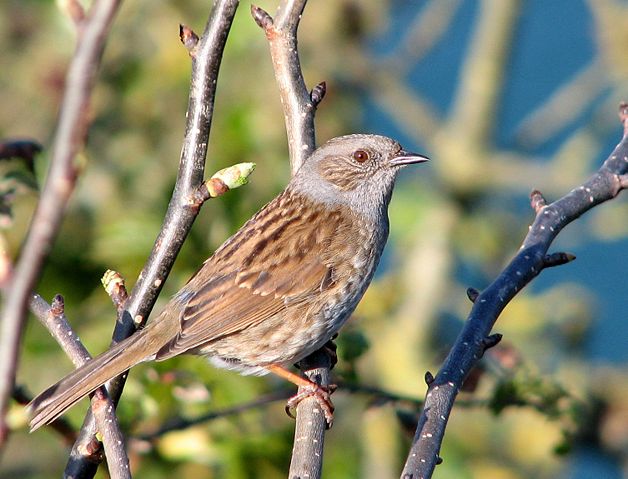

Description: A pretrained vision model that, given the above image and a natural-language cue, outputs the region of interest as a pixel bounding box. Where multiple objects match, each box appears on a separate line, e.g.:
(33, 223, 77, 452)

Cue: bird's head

(291, 134, 429, 219)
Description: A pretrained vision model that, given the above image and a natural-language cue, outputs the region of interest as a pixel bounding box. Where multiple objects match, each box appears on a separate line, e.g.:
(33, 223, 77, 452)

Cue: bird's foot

(285, 382, 337, 428)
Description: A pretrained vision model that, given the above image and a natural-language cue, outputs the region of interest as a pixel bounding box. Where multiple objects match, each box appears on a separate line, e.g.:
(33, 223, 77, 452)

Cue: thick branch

(401, 105, 628, 478)
(0, 0, 121, 450)
(63, 1, 239, 477)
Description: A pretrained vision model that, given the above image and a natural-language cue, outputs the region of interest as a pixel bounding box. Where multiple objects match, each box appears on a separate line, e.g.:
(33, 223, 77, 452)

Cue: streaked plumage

(28, 134, 428, 430)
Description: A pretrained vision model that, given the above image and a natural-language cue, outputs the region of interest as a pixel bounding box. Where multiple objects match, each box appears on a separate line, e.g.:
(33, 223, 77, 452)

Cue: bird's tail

(28, 322, 163, 432)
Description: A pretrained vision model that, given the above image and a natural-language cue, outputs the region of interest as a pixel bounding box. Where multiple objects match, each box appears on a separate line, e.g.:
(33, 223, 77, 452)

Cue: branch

(401, 102, 628, 478)
(288, 349, 332, 479)
(0, 0, 121, 450)
(29, 294, 130, 479)
(136, 390, 291, 442)
(62, 2, 239, 477)
(251, 2, 334, 477)
(251, 1, 319, 174)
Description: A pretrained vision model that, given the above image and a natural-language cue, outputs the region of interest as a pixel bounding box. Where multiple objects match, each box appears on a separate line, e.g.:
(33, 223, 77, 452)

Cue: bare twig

(29, 293, 130, 479)
(30, 294, 92, 366)
(133, 379, 425, 443)
(401, 104, 628, 478)
(0, 0, 121, 450)
(62, 1, 239, 477)
(136, 390, 291, 442)
(251, 1, 317, 174)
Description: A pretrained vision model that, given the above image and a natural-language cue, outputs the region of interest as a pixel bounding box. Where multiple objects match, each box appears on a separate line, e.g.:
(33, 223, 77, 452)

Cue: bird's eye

(353, 149, 369, 163)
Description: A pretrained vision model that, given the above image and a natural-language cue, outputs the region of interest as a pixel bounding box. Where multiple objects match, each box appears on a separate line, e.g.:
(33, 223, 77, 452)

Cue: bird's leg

(294, 335, 338, 371)
(266, 364, 336, 426)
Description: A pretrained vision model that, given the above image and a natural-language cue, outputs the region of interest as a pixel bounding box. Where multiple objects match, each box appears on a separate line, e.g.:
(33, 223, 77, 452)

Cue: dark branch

(481, 333, 503, 353)
(0, 0, 122, 452)
(401, 104, 628, 478)
(543, 252, 576, 268)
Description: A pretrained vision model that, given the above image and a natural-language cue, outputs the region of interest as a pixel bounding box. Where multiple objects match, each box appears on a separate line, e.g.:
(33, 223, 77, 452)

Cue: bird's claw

(285, 383, 337, 428)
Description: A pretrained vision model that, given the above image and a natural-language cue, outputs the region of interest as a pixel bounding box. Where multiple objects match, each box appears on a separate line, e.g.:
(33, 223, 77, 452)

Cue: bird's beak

(388, 150, 430, 167)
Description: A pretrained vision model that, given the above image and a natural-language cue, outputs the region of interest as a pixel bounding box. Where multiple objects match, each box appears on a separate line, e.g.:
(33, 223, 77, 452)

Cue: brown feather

(154, 189, 355, 362)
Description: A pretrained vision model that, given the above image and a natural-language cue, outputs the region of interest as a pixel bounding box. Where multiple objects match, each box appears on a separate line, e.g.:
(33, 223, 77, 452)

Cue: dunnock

(28, 134, 428, 430)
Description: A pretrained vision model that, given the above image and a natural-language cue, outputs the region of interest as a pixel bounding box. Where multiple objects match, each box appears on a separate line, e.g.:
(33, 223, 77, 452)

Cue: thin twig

(63, 1, 239, 477)
(136, 390, 292, 442)
(401, 104, 628, 479)
(0, 0, 121, 451)
(30, 294, 92, 366)
(29, 293, 130, 479)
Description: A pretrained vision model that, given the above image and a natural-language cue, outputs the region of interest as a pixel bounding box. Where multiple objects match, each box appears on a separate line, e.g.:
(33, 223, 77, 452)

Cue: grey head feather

(289, 134, 407, 223)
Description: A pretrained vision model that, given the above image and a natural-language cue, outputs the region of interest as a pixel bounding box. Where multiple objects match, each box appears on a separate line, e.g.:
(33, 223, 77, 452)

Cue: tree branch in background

(0, 0, 122, 450)
(135, 390, 292, 443)
(401, 103, 628, 479)
(133, 381, 429, 444)
(61, 2, 240, 476)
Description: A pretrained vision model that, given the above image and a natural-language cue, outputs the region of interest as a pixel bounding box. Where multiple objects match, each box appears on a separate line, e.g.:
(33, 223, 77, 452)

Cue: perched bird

(28, 134, 428, 430)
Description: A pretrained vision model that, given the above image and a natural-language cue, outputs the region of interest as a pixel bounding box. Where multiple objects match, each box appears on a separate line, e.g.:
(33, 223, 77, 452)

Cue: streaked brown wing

(155, 190, 346, 360)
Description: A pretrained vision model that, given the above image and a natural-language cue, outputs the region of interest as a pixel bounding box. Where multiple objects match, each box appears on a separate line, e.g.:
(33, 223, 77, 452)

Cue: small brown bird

(28, 134, 428, 430)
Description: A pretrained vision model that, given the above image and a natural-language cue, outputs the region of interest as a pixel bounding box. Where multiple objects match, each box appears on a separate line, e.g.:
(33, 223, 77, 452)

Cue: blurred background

(2, 0, 628, 477)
